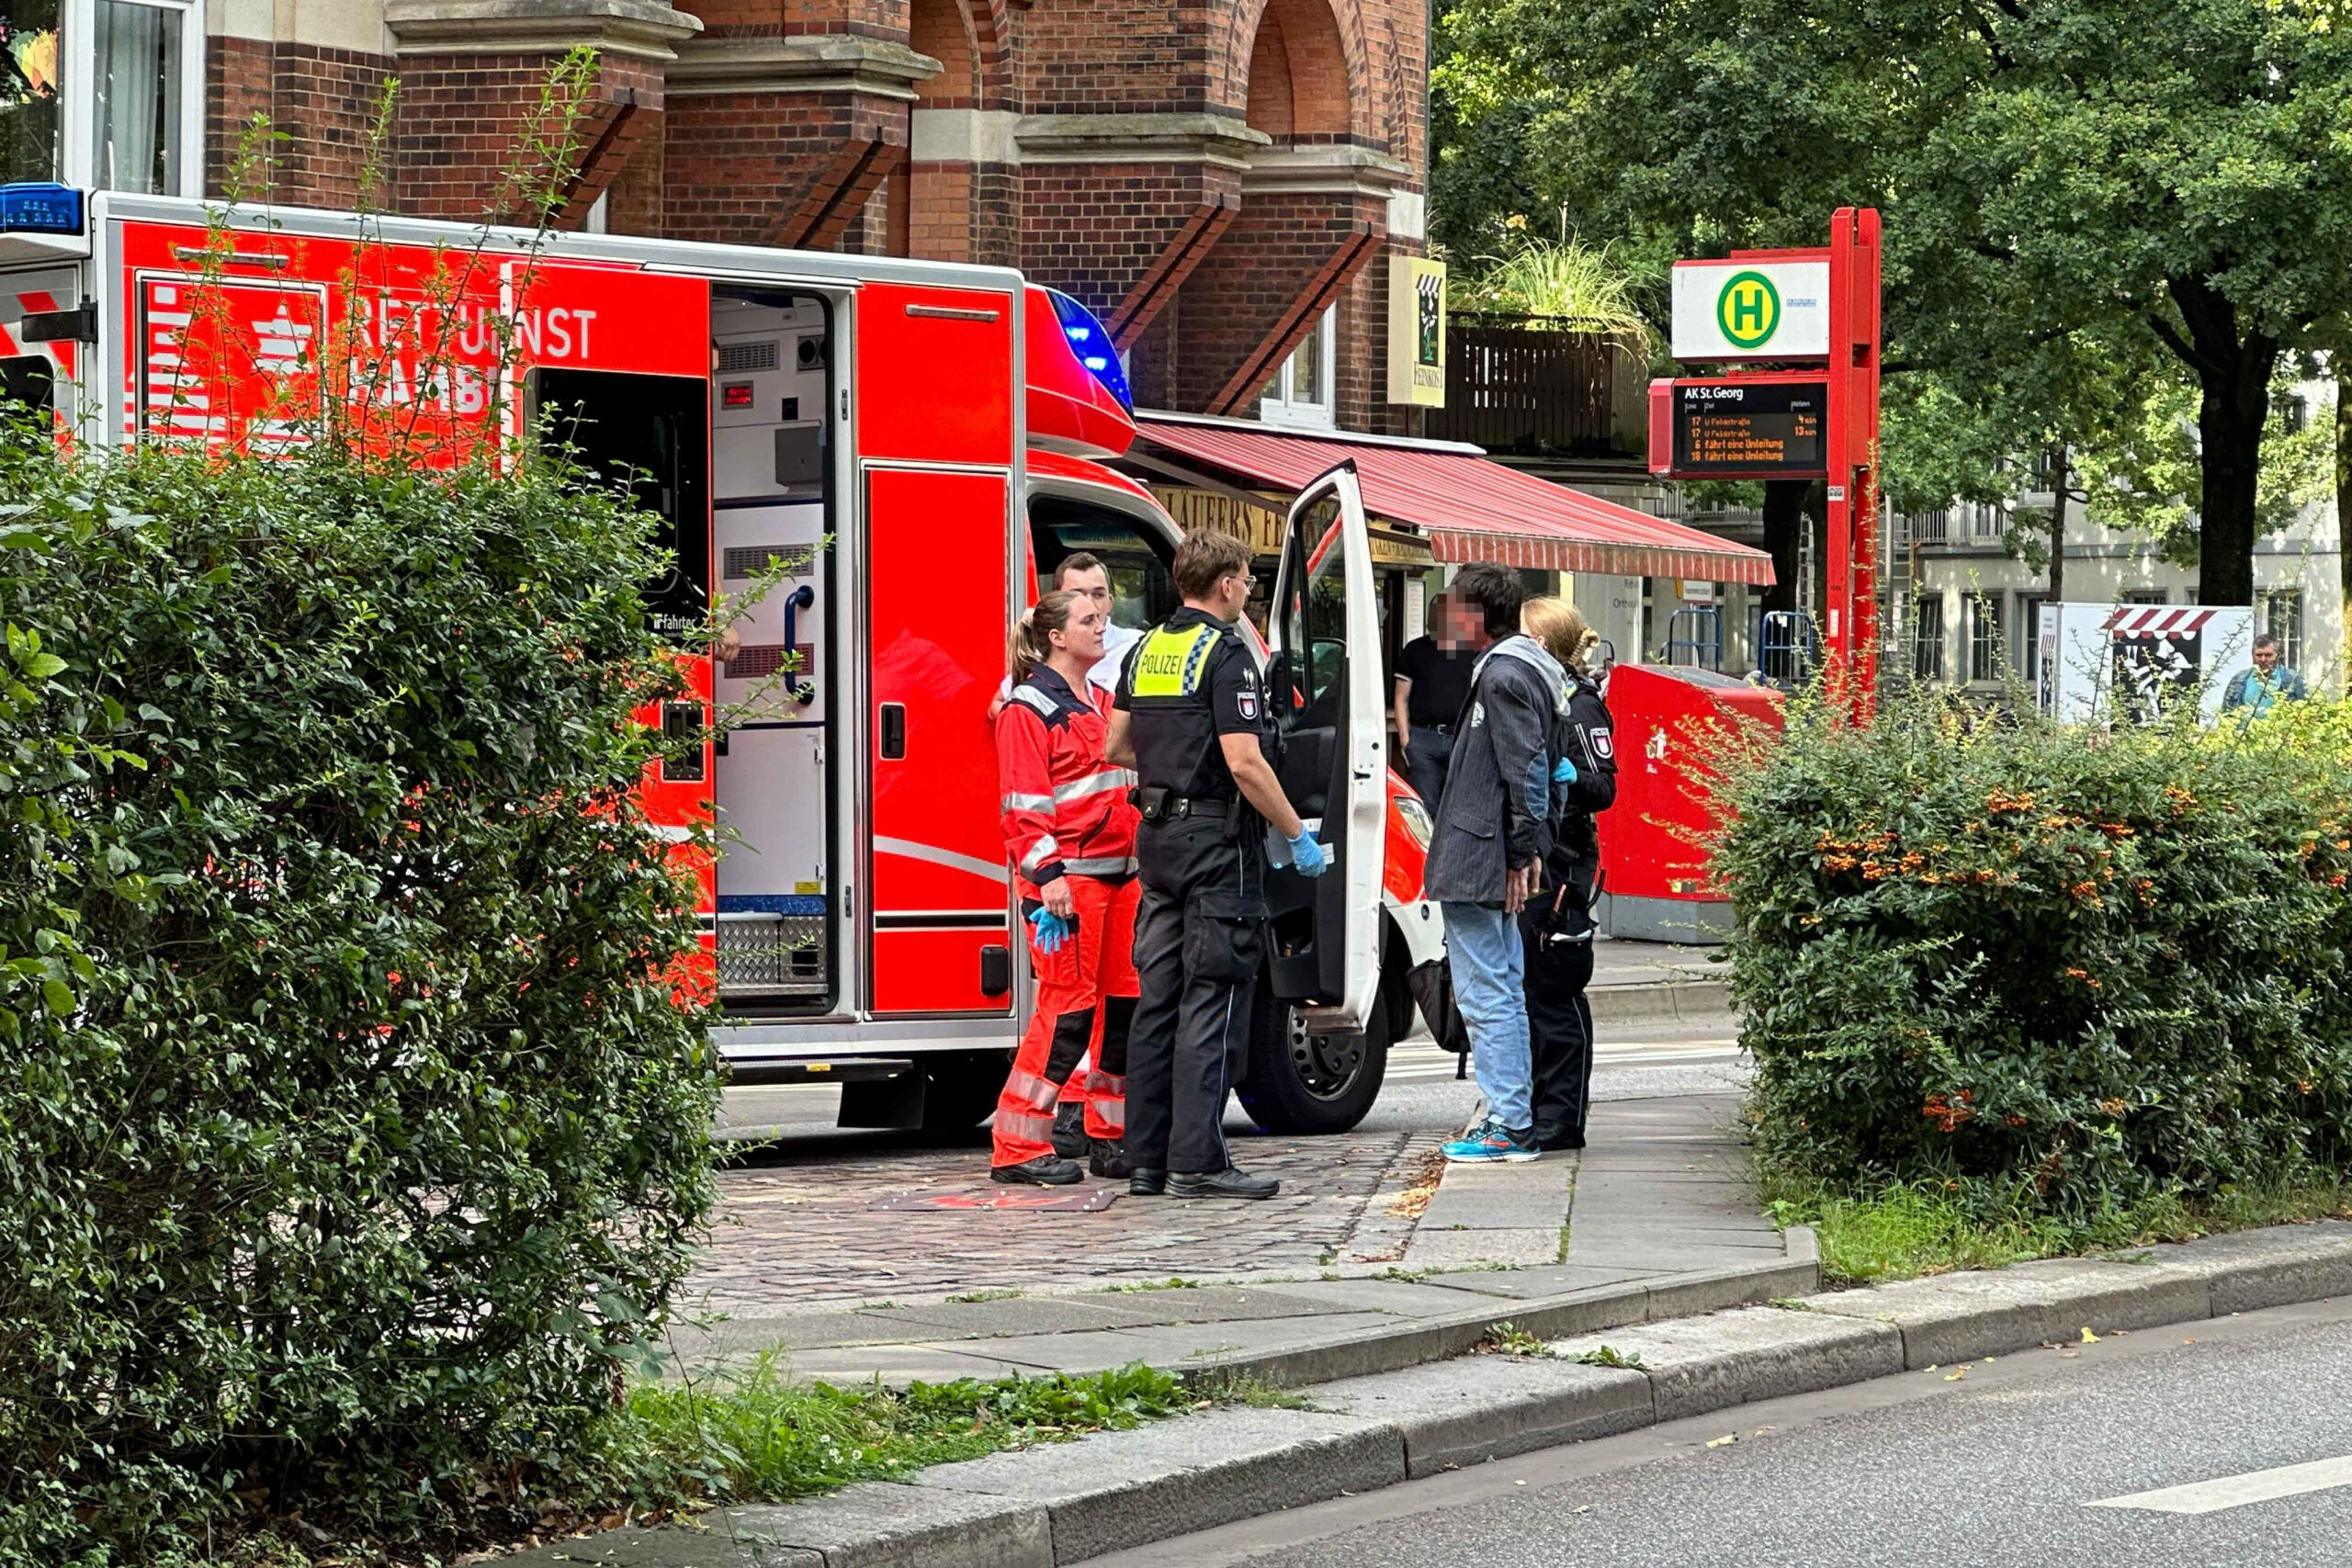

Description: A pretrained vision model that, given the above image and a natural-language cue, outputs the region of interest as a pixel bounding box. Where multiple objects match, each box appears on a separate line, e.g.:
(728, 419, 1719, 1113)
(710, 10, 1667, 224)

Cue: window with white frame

(4, 0, 202, 196)
(1912, 593, 1945, 682)
(2263, 589, 2305, 671)
(1259, 305, 1336, 430)
(2016, 594, 2047, 683)
(1964, 592, 2001, 682)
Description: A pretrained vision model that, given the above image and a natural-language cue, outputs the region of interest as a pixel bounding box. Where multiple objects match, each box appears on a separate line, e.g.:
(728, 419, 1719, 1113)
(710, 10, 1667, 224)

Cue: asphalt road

(1092, 1296, 2352, 1568)
(713, 1016, 1747, 1149)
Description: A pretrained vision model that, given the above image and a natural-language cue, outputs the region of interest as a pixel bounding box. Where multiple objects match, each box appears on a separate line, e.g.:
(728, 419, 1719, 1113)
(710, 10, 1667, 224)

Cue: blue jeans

(1406, 726, 1453, 808)
(1442, 900, 1532, 1132)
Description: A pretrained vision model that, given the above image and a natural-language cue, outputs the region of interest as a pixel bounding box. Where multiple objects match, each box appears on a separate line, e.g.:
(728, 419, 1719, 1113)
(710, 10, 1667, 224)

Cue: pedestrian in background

(1518, 596, 1616, 1153)
(989, 590, 1142, 1184)
(1107, 529, 1327, 1201)
(1421, 562, 1563, 1165)
(2222, 632, 2309, 717)
(1394, 591, 1475, 807)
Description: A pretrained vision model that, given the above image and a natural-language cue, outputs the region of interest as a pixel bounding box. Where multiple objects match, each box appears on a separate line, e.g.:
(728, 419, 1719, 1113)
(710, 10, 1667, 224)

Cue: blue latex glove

(1553, 756, 1579, 785)
(1027, 905, 1072, 954)
(1288, 829, 1329, 877)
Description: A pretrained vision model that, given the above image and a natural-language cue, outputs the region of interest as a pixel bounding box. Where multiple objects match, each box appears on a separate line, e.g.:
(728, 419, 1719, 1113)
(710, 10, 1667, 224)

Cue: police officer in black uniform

(1106, 529, 1328, 1200)
(1519, 597, 1618, 1152)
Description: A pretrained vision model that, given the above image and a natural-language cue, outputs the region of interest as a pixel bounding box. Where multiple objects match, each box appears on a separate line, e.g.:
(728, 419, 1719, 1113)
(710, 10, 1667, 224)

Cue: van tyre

(920, 1051, 1005, 1137)
(1235, 973, 1389, 1135)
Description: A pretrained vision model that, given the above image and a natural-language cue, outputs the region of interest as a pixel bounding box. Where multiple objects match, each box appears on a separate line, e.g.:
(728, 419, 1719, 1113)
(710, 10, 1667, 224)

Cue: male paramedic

(1106, 530, 1327, 1201)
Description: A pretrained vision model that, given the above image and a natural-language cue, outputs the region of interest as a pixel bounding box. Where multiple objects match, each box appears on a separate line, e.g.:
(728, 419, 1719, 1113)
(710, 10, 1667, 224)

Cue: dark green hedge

(0, 432, 720, 1563)
(1716, 693, 2352, 1217)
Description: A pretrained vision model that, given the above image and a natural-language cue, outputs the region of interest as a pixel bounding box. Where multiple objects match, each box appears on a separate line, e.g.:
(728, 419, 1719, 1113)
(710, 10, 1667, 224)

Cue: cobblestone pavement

(688, 1124, 1448, 1312)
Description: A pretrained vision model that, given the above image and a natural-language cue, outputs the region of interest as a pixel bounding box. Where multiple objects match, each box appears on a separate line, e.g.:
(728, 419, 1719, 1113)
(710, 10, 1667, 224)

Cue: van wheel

(920, 1051, 1005, 1136)
(1236, 977, 1390, 1135)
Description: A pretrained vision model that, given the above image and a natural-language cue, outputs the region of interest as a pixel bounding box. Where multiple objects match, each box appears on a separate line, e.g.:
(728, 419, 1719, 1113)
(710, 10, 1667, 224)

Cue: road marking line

(2087, 1456, 2352, 1515)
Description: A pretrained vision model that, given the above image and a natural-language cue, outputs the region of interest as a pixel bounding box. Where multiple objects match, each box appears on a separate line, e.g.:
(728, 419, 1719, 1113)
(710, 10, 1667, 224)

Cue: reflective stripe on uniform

(1002, 791, 1055, 812)
(1126, 623, 1223, 698)
(1011, 684, 1057, 716)
(1053, 768, 1135, 804)
(997, 1108, 1057, 1145)
(1066, 854, 1138, 876)
(1083, 1070, 1125, 1133)
(1001, 1067, 1059, 1112)
(1020, 834, 1062, 872)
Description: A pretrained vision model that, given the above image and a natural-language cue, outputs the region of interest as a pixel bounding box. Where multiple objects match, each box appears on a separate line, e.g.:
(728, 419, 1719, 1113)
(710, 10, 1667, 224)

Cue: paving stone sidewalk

(671, 1089, 1800, 1386)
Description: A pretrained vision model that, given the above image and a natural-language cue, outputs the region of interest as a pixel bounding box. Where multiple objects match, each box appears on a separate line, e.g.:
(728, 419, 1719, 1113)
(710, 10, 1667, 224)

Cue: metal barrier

(1759, 610, 1817, 688)
(1663, 605, 1724, 671)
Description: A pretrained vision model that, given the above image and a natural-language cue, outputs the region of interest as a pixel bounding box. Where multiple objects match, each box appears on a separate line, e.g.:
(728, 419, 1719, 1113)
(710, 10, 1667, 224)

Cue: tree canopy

(1434, 0, 2352, 604)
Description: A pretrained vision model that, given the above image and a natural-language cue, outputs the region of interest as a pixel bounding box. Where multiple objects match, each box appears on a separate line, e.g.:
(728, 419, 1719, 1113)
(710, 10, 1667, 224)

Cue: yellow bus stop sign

(1716, 270, 1781, 350)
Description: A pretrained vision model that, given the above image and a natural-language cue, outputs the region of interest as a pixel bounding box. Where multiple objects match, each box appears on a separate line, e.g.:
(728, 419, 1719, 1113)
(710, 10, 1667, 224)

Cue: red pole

(1824, 207, 1881, 719)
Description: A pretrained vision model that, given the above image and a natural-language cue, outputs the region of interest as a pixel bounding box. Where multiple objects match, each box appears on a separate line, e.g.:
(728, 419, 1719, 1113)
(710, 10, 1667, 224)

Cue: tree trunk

(1760, 479, 1808, 616)
(2337, 364, 2352, 668)
(2047, 444, 2067, 603)
(2165, 276, 2276, 608)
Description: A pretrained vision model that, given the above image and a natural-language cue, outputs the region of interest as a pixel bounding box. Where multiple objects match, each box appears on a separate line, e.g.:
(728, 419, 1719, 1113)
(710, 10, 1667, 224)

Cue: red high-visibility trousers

(992, 874, 1140, 1167)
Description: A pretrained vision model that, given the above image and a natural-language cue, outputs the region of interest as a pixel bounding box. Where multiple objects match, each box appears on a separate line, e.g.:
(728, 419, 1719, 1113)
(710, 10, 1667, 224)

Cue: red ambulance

(0, 184, 1439, 1135)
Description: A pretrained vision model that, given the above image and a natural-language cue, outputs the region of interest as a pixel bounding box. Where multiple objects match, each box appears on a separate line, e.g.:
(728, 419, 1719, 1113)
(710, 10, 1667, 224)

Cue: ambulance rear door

(1265, 462, 1385, 1032)
(0, 265, 88, 431)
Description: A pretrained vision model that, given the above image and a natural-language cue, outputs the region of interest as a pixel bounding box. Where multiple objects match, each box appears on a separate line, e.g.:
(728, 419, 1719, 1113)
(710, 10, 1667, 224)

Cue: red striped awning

(1133, 416, 1775, 586)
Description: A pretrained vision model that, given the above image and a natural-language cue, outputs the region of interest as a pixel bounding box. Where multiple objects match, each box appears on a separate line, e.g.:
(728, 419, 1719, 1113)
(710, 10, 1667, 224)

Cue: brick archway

(1243, 0, 1352, 141)
(910, 0, 980, 107)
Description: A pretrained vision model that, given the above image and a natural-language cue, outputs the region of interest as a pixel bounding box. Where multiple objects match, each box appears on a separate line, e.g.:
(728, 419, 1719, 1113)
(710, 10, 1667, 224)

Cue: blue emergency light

(1044, 287, 1132, 412)
(0, 183, 85, 236)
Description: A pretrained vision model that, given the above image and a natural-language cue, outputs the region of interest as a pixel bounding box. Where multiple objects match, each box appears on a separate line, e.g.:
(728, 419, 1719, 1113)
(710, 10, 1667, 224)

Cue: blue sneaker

(1442, 1119, 1540, 1164)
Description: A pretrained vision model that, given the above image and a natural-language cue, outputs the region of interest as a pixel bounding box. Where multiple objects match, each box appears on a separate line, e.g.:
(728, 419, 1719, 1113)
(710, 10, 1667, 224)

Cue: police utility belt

(1132, 785, 1243, 832)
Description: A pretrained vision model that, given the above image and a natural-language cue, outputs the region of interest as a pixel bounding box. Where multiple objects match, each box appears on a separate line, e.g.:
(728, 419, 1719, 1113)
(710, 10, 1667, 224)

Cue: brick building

(9, 0, 1427, 438)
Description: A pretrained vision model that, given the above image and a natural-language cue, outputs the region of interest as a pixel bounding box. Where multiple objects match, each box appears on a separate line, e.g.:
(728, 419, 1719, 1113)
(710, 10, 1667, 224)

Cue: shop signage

(1670, 259, 1829, 360)
(1386, 254, 1447, 406)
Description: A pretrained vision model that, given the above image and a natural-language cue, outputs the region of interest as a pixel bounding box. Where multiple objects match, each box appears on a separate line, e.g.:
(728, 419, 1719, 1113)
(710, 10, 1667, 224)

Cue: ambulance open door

(1265, 462, 1385, 1032)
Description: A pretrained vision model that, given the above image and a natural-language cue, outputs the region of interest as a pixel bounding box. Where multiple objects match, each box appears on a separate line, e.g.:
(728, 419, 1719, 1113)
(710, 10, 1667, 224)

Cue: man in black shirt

(1393, 591, 1476, 805)
(1107, 530, 1328, 1200)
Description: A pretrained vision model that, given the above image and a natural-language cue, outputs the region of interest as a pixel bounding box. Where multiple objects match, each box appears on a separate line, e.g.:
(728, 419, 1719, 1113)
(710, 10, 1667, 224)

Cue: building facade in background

(5, 0, 1428, 440)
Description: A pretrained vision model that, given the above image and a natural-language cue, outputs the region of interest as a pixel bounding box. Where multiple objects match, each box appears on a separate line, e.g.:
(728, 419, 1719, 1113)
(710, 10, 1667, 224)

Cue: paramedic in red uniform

(989, 590, 1144, 1184)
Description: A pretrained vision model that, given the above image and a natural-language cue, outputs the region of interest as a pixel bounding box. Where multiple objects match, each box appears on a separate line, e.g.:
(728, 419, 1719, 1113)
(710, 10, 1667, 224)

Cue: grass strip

(580, 1354, 1193, 1511)
(1766, 1170, 2352, 1288)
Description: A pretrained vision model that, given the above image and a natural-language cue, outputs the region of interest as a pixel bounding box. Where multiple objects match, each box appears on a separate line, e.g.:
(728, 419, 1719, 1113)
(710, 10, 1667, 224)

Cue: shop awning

(1132, 415, 1775, 587)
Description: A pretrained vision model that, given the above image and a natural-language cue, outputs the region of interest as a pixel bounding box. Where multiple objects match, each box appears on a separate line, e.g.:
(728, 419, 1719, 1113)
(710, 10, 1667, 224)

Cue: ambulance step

(713, 908, 829, 999)
(724, 1056, 913, 1088)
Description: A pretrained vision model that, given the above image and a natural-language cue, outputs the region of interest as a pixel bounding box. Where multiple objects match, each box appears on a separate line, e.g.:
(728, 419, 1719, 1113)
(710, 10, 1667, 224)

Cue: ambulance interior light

(1043, 288, 1132, 412)
(0, 184, 85, 236)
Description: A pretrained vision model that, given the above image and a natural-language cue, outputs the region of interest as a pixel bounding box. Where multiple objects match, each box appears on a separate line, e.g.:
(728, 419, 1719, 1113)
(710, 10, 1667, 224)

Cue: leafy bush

(1715, 690, 2352, 1221)
(0, 430, 720, 1563)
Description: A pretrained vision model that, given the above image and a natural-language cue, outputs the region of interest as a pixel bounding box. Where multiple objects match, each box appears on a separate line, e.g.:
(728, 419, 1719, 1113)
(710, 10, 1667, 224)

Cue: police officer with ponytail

(1106, 530, 1327, 1201)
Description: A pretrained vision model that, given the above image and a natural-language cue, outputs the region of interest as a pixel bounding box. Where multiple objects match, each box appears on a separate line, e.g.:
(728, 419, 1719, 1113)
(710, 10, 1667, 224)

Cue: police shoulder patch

(1236, 688, 1260, 720)
(1589, 728, 1614, 760)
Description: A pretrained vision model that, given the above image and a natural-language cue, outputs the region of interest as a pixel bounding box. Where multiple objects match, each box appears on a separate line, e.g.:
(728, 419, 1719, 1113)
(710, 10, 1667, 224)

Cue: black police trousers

(1124, 812, 1264, 1175)
(1522, 915, 1596, 1138)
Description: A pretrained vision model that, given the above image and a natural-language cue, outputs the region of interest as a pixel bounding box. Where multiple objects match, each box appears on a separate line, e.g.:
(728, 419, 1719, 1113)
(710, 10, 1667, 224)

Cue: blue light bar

(1044, 288, 1132, 413)
(0, 184, 85, 236)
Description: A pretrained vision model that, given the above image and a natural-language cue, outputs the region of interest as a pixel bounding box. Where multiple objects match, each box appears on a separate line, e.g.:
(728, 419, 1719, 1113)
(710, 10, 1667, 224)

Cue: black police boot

(1531, 1122, 1587, 1153)
(1050, 1101, 1089, 1160)
(992, 1155, 1083, 1186)
(1089, 1139, 1137, 1179)
(1168, 1166, 1281, 1201)
(1127, 1168, 1169, 1197)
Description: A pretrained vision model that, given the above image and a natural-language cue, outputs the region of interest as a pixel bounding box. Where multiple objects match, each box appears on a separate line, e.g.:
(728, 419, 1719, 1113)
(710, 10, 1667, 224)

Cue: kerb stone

(1548, 1306, 1902, 1423)
(913, 1405, 1404, 1562)
(1314, 1355, 1654, 1476)
(1798, 1257, 2209, 1368)
(2133, 1220, 2352, 1315)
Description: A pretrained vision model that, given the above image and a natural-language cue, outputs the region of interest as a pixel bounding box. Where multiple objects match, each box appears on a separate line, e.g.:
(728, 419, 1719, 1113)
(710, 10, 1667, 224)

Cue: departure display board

(1670, 378, 1827, 477)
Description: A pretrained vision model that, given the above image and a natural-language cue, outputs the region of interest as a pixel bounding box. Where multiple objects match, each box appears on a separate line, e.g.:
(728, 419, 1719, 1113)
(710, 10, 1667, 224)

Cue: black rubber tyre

(1235, 975, 1391, 1134)
(919, 1050, 1008, 1135)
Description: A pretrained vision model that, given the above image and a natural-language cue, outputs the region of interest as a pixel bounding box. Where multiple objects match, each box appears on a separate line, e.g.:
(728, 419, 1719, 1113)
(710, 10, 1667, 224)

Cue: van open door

(1264, 462, 1385, 1032)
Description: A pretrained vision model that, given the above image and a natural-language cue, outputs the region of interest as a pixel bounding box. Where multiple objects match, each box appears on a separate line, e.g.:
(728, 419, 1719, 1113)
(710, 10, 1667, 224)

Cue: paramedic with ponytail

(989, 590, 1145, 1184)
